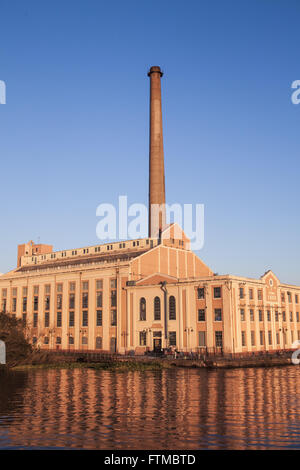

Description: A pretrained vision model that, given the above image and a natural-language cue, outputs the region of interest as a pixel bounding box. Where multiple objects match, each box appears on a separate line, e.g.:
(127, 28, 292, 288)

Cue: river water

(0, 366, 299, 449)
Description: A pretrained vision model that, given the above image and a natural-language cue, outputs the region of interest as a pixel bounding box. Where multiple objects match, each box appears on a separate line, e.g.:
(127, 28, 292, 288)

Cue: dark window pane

(169, 296, 176, 320)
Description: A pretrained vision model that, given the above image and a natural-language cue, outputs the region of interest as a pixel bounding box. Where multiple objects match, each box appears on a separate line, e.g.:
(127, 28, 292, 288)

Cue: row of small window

(241, 329, 300, 347)
(239, 288, 300, 304)
(240, 309, 300, 323)
(29, 309, 115, 328)
(139, 296, 176, 321)
(1, 279, 114, 300)
(4, 287, 115, 314)
(281, 292, 299, 304)
(197, 309, 222, 322)
(198, 331, 223, 348)
(36, 241, 144, 261)
(197, 287, 222, 299)
(36, 336, 104, 348)
(239, 287, 263, 300)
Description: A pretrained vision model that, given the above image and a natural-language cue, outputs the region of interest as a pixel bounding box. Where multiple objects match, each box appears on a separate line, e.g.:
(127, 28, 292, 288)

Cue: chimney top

(148, 66, 163, 77)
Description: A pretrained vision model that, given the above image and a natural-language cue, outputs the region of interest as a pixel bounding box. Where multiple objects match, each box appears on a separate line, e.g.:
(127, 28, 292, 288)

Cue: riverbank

(7, 349, 296, 371)
(11, 360, 170, 371)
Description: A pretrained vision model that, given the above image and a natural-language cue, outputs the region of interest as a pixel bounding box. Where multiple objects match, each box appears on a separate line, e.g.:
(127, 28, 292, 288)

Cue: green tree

(0, 313, 32, 366)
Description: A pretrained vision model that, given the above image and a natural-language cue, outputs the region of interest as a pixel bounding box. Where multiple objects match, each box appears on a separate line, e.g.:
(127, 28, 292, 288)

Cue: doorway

(110, 337, 117, 353)
(153, 338, 162, 352)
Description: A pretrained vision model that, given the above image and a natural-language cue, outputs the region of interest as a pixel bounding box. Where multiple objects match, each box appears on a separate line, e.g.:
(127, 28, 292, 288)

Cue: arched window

(140, 297, 146, 321)
(154, 296, 161, 321)
(169, 296, 176, 320)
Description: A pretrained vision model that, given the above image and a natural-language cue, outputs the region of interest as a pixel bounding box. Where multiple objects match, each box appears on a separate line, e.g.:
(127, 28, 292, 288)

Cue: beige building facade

(0, 224, 299, 355)
(1, 66, 299, 355)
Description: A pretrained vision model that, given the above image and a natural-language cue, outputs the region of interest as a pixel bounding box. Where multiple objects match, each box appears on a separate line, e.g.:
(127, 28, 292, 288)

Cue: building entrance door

(110, 337, 116, 353)
(153, 338, 162, 352)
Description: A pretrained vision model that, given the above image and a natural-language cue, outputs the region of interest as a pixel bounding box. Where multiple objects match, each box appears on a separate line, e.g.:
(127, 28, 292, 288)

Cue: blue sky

(0, 0, 300, 284)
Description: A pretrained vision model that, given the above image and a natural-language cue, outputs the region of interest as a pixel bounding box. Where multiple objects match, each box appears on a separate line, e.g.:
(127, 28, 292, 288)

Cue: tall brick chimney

(148, 66, 166, 238)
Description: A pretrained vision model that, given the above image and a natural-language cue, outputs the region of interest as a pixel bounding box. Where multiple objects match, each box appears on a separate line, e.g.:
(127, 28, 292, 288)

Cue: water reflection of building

(2, 367, 300, 449)
(0, 66, 300, 355)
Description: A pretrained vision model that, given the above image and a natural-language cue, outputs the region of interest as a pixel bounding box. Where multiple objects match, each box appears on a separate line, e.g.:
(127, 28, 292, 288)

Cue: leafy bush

(0, 313, 32, 366)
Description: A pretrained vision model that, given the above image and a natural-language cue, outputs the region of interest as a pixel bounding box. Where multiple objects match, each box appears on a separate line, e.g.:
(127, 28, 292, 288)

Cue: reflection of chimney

(148, 66, 166, 238)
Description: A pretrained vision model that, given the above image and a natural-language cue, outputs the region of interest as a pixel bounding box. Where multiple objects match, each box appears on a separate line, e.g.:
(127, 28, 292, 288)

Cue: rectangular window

(251, 331, 255, 346)
(259, 310, 263, 322)
(296, 294, 299, 304)
(258, 290, 262, 301)
(1, 299, 6, 313)
(45, 295, 50, 311)
(82, 310, 88, 327)
(260, 331, 264, 346)
(290, 311, 293, 322)
(33, 286, 39, 295)
(96, 310, 102, 327)
(111, 290, 117, 307)
(282, 311, 286, 322)
(69, 311, 75, 327)
(56, 283, 63, 293)
(111, 309, 117, 326)
(267, 310, 271, 322)
(276, 333, 280, 344)
(110, 279, 117, 289)
(213, 287, 221, 298)
(197, 288, 205, 299)
(22, 287, 27, 296)
(12, 297, 17, 312)
(57, 294, 62, 310)
(198, 309, 205, 322)
(199, 331, 206, 347)
(82, 281, 89, 291)
(297, 312, 299, 323)
(33, 313, 38, 328)
(240, 309, 245, 322)
(268, 330, 272, 345)
(139, 331, 147, 346)
(241, 331, 246, 347)
(69, 294, 75, 309)
(69, 282, 75, 292)
(57, 311, 62, 328)
(22, 297, 27, 313)
(12, 288, 17, 297)
(250, 309, 254, 321)
(275, 311, 279, 322)
(239, 288, 244, 299)
(169, 331, 177, 346)
(214, 309, 222, 322)
(82, 292, 88, 309)
(96, 280, 103, 290)
(281, 293, 285, 303)
(45, 285, 50, 294)
(96, 337, 102, 349)
(45, 312, 49, 328)
(82, 336, 88, 345)
(249, 288, 253, 300)
(215, 331, 223, 348)
(287, 292, 292, 303)
(33, 296, 39, 312)
(56, 337, 61, 345)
